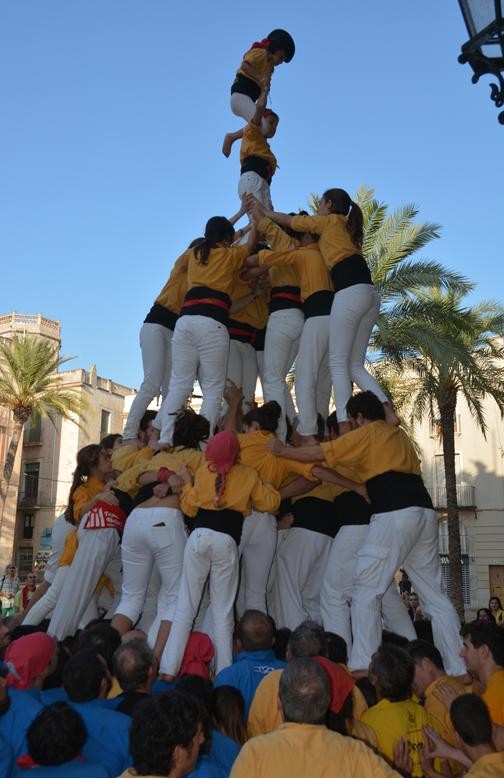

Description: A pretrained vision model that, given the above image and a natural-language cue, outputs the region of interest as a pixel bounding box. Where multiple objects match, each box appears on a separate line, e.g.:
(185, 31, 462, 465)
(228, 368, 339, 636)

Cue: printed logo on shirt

(253, 665, 276, 675)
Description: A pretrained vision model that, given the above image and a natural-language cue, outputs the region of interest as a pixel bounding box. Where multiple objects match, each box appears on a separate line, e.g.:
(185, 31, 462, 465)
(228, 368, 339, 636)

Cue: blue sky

(1, 1, 502, 389)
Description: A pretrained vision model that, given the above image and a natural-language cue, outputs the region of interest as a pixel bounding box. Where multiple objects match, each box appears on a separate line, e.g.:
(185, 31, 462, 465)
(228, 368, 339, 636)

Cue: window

(27, 411, 42, 443)
(430, 414, 462, 437)
(440, 554, 471, 607)
(17, 547, 34, 579)
(23, 463, 40, 501)
(22, 513, 35, 540)
(100, 409, 111, 440)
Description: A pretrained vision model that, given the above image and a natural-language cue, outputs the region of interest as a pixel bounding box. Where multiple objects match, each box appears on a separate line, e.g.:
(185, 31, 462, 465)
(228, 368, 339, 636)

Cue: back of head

(4, 632, 55, 690)
(65, 444, 102, 523)
(450, 694, 493, 746)
(63, 648, 105, 702)
(211, 685, 247, 746)
(267, 28, 295, 61)
(460, 620, 504, 666)
(140, 409, 157, 432)
(324, 632, 348, 665)
(100, 433, 122, 451)
(130, 691, 203, 776)
(287, 620, 326, 659)
(77, 623, 121, 673)
(27, 702, 86, 766)
(321, 188, 363, 249)
(196, 217, 235, 265)
(370, 645, 415, 702)
(237, 610, 274, 652)
(173, 408, 210, 449)
(113, 638, 154, 693)
(279, 657, 330, 724)
(381, 630, 410, 649)
(243, 401, 281, 434)
(407, 639, 444, 671)
(346, 391, 386, 422)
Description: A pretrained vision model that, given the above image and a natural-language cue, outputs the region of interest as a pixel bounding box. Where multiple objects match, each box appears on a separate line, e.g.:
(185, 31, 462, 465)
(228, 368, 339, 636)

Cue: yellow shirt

(482, 669, 504, 726)
(361, 698, 431, 778)
(155, 249, 191, 314)
(257, 218, 300, 289)
(290, 213, 362, 270)
(230, 274, 266, 330)
(186, 244, 249, 298)
(240, 122, 277, 175)
(237, 47, 274, 83)
(111, 445, 154, 475)
(424, 674, 467, 748)
(231, 722, 400, 778)
(180, 462, 280, 518)
(292, 480, 342, 505)
(259, 243, 332, 302)
(466, 752, 504, 778)
(237, 430, 316, 489)
(116, 447, 205, 497)
(320, 421, 422, 482)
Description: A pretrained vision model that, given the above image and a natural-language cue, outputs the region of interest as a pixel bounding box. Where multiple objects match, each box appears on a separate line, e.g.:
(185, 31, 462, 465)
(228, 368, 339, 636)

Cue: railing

(429, 484, 476, 510)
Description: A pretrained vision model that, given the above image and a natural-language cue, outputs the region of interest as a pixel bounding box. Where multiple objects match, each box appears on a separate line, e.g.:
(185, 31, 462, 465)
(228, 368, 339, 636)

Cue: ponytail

(195, 217, 235, 266)
(214, 473, 226, 508)
(64, 444, 101, 524)
(322, 188, 364, 250)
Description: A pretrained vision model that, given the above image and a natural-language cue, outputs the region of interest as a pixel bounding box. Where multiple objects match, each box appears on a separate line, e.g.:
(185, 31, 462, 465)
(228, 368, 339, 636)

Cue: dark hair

(273, 627, 291, 661)
(130, 691, 202, 775)
(477, 608, 496, 623)
(266, 29, 295, 62)
(450, 694, 493, 746)
(243, 400, 281, 434)
(113, 639, 154, 693)
(321, 188, 364, 249)
(460, 620, 504, 665)
(212, 686, 247, 745)
(279, 658, 330, 724)
(139, 410, 157, 432)
(64, 444, 102, 524)
(369, 645, 414, 702)
(489, 595, 503, 610)
(326, 412, 339, 436)
(288, 620, 326, 658)
(77, 623, 121, 673)
(407, 639, 444, 671)
(237, 610, 274, 652)
(380, 630, 410, 649)
(346, 391, 385, 422)
(188, 237, 205, 249)
(172, 408, 210, 449)
(324, 632, 348, 664)
(195, 217, 235, 266)
(176, 675, 212, 751)
(27, 702, 87, 766)
(100, 433, 122, 450)
(62, 649, 106, 702)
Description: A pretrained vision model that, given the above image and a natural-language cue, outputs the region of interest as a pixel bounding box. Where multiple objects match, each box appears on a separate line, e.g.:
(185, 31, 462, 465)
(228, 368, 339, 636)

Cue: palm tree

(0, 334, 84, 528)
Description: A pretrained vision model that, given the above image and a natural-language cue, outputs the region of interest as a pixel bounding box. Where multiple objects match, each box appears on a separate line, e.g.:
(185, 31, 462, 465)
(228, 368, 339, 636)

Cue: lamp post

(458, 0, 504, 123)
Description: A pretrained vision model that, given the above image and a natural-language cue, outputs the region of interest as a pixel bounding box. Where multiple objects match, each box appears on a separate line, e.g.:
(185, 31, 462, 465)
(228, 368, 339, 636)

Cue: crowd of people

(2, 27, 504, 778)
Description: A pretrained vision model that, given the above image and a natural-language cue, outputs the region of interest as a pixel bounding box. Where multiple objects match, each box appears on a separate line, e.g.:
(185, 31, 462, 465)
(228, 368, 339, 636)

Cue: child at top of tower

(222, 29, 294, 158)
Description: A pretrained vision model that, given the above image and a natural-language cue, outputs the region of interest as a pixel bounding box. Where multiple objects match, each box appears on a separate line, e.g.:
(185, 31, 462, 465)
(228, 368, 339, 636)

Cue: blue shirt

(214, 650, 286, 719)
(26, 687, 68, 706)
(0, 689, 43, 759)
(0, 733, 13, 778)
(189, 754, 227, 778)
(209, 730, 240, 776)
(67, 699, 132, 778)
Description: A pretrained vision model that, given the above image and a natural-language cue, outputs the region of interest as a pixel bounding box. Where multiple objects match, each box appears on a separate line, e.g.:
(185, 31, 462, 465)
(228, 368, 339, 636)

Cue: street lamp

(458, 0, 504, 123)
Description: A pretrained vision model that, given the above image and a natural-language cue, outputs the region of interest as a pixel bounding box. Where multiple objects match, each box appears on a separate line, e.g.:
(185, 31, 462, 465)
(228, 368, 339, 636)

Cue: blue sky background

(1, 1, 502, 388)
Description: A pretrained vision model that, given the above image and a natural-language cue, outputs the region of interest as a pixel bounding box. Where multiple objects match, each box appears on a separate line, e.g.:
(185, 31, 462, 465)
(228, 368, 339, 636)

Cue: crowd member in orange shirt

(460, 621, 504, 726)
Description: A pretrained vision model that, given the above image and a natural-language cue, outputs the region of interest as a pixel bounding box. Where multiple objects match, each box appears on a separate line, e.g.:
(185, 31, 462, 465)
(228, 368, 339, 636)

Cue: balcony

(429, 484, 476, 510)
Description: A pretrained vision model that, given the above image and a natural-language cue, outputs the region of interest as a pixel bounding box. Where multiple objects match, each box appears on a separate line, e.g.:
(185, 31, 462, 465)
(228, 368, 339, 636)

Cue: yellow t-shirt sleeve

(250, 477, 281, 514)
(290, 214, 327, 235)
(180, 483, 200, 518)
(258, 248, 297, 268)
(258, 218, 294, 251)
(321, 428, 370, 470)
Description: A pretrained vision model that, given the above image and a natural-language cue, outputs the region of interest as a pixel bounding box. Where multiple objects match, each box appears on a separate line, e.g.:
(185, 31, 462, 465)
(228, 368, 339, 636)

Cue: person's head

(25, 572, 38, 591)
(4, 632, 57, 690)
(460, 620, 504, 677)
(381, 630, 410, 649)
(477, 608, 495, 623)
(450, 694, 493, 751)
(195, 217, 235, 266)
(211, 686, 247, 746)
(287, 620, 326, 660)
(242, 400, 281, 434)
(346, 391, 385, 426)
(77, 622, 121, 675)
(326, 412, 339, 440)
(113, 638, 156, 694)
(407, 639, 445, 697)
(318, 188, 364, 249)
(409, 592, 419, 610)
(324, 632, 348, 665)
(130, 691, 204, 777)
(279, 657, 330, 724)
(176, 675, 213, 750)
(27, 702, 87, 766)
(488, 596, 502, 614)
(369, 645, 415, 702)
(62, 649, 108, 702)
(262, 108, 279, 138)
(65, 444, 111, 524)
(139, 410, 157, 444)
(236, 610, 275, 653)
(100, 433, 123, 454)
(266, 29, 295, 64)
(205, 430, 240, 508)
(173, 408, 210, 450)
(4, 564, 16, 579)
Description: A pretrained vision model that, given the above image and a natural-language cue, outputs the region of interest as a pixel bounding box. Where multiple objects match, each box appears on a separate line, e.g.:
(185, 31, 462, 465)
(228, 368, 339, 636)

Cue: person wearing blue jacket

(0, 664, 43, 761)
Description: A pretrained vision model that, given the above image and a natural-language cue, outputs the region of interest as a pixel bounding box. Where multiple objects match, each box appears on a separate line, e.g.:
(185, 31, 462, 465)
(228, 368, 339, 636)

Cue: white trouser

(136, 567, 161, 638)
(115, 507, 186, 627)
(329, 285, 387, 422)
(237, 511, 277, 616)
(160, 528, 239, 676)
(157, 315, 229, 445)
(266, 527, 289, 623)
(272, 527, 332, 630)
(22, 565, 68, 626)
(238, 172, 273, 210)
(349, 507, 465, 675)
(123, 323, 173, 440)
(230, 93, 267, 134)
(295, 315, 332, 436)
(263, 309, 304, 441)
(48, 524, 122, 640)
(320, 524, 415, 654)
(226, 339, 258, 410)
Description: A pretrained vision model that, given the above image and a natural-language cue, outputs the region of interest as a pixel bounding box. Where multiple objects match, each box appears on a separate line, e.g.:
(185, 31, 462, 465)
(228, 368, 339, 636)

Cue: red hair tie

(252, 37, 270, 49)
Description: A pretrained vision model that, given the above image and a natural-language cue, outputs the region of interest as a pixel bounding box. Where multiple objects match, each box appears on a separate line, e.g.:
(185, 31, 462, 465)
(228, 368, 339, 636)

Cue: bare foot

(383, 403, 400, 426)
(222, 133, 234, 157)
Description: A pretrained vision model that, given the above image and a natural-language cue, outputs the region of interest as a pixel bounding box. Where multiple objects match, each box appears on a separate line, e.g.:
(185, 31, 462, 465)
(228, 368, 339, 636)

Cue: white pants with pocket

(157, 315, 229, 445)
(237, 511, 277, 616)
(263, 309, 304, 441)
(295, 315, 332, 436)
(123, 323, 173, 440)
(115, 507, 186, 628)
(160, 528, 239, 676)
(329, 285, 387, 422)
(226, 339, 258, 411)
(349, 507, 465, 675)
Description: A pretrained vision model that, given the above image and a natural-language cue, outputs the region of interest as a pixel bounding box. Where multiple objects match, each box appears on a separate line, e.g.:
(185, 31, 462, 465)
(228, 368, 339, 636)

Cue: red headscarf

(251, 37, 270, 50)
(178, 632, 215, 680)
(313, 656, 355, 714)
(205, 431, 240, 507)
(5, 632, 56, 690)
